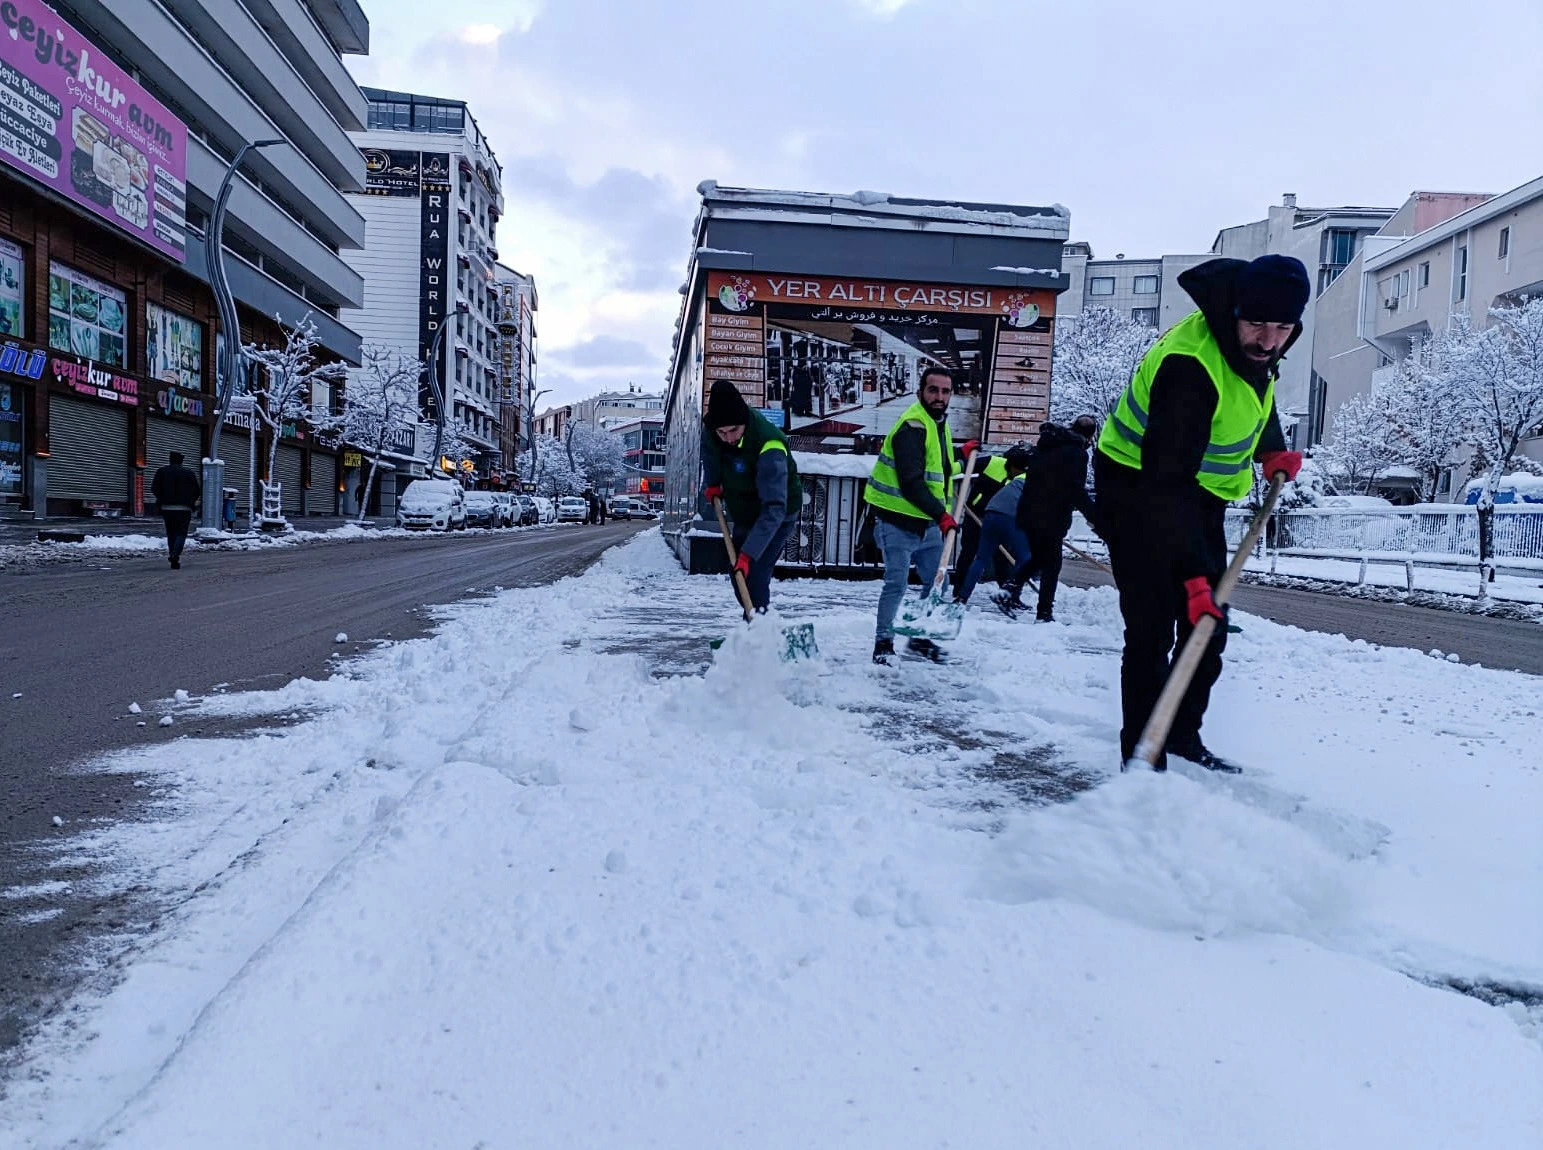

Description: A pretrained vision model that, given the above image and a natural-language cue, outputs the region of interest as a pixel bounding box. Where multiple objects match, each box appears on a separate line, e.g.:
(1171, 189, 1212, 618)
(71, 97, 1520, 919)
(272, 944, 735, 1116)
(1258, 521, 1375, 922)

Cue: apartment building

(1058, 243, 1211, 332)
(1310, 176, 1543, 485)
(0, 0, 370, 518)
(493, 265, 537, 483)
(341, 88, 505, 479)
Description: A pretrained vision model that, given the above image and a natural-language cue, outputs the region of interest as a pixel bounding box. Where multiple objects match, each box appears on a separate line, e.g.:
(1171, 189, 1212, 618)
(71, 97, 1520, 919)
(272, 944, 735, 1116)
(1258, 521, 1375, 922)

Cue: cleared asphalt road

(1058, 560, 1543, 676)
(0, 520, 647, 1053)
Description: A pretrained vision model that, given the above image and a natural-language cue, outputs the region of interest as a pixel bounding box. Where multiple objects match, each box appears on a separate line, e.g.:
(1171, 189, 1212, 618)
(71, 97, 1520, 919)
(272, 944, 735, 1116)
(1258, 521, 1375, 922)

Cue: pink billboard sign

(0, 0, 188, 259)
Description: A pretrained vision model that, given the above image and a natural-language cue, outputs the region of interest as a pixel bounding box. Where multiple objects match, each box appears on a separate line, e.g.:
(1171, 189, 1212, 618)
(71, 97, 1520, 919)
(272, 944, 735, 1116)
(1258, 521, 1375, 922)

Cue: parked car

(396, 479, 466, 532)
(492, 492, 518, 527)
(610, 498, 655, 520)
(514, 495, 540, 526)
(532, 496, 557, 524)
(463, 490, 502, 529)
(556, 496, 589, 523)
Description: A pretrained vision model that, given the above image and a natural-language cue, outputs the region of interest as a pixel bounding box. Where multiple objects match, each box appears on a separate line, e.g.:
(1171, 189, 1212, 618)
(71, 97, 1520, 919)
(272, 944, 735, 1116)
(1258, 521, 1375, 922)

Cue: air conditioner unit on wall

(1384, 298, 1399, 311)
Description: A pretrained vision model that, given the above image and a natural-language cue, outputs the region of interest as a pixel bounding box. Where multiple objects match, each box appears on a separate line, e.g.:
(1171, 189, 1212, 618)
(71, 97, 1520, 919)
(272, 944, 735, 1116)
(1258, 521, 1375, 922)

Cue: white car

(396, 479, 466, 532)
(531, 496, 557, 524)
(556, 496, 589, 523)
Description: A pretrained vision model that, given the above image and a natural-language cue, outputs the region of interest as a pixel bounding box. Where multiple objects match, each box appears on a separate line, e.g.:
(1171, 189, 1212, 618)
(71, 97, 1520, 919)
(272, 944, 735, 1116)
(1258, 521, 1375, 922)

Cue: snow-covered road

(5, 530, 1541, 1148)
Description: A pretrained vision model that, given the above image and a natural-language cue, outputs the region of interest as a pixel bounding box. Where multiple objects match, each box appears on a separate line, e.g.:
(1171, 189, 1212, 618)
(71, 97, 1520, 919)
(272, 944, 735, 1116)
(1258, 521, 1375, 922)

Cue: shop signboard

(361, 148, 420, 197)
(0, 379, 24, 497)
(155, 383, 203, 419)
(50, 350, 140, 406)
(704, 271, 1056, 447)
(0, 0, 188, 258)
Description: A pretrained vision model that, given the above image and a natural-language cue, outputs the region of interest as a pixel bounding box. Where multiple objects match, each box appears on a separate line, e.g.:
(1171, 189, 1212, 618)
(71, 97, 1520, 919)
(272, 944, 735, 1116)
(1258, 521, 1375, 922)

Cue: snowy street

(3, 529, 1541, 1147)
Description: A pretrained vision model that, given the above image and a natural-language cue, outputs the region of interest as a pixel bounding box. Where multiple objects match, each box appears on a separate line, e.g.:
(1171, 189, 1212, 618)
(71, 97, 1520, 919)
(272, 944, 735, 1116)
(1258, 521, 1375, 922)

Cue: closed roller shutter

(277, 444, 303, 516)
(48, 395, 128, 502)
(145, 415, 202, 477)
(309, 452, 337, 516)
(219, 431, 253, 515)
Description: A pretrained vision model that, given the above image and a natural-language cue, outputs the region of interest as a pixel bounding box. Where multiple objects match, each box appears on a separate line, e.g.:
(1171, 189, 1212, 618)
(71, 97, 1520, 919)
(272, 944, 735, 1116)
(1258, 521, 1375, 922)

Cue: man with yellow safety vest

(1094, 255, 1306, 773)
(864, 366, 978, 664)
(701, 379, 803, 611)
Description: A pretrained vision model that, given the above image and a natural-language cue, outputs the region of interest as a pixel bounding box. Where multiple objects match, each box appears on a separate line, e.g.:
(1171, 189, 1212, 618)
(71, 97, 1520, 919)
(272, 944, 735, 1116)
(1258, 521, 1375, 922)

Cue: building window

(48, 262, 127, 368)
(1398, 269, 1409, 298)
(1498, 226, 1510, 260)
(1456, 244, 1468, 301)
(1326, 228, 1358, 266)
(1088, 276, 1115, 297)
(1131, 307, 1159, 326)
(146, 303, 203, 389)
(0, 238, 24, 339)
(1419, 261, 1430, 288)
(1132, 275, 1158, 295)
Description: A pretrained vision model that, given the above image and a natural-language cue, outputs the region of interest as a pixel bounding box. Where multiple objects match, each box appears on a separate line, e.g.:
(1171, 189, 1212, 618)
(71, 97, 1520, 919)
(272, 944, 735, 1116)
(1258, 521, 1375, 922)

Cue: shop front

(44, 349, 146, 516)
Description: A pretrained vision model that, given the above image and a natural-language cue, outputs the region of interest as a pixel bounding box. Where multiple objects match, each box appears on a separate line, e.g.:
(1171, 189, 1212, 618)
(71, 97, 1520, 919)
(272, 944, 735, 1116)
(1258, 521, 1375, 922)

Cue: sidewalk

(0, 514, 393, 545)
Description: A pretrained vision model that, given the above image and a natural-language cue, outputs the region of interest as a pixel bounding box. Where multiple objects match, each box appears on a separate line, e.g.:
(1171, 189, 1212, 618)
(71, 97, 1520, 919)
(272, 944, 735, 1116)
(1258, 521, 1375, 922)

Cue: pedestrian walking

(1005, 416, 1099, 622)
(700, 379, 803, 611)
(864, 366, 978, 664)
(1094, 255, 1306, 773)
(953, 445, 1036, 608)
(150, 450, 201, 570)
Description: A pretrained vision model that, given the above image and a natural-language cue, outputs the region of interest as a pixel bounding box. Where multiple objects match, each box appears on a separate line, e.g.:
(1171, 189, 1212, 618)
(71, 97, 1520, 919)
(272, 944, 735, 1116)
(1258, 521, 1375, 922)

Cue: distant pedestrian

(150, 451, 201, 569)
(597, 496, 608, 525)
(953, 445, 1036, 609)
(584, 489, 598, 524)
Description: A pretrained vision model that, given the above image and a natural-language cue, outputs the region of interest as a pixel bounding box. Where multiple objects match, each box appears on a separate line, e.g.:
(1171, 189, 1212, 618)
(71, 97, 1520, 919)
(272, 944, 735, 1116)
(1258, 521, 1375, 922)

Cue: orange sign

(707, 271, 1054, 324)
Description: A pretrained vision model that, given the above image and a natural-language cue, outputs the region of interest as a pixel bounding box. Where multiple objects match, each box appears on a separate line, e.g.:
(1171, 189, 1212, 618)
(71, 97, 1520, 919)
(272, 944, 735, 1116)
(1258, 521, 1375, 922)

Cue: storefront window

(48, 262, 127, 368)
(0, 381, 24, 499)
(147, 302, 204, 389)
(0, 239, 23, 339)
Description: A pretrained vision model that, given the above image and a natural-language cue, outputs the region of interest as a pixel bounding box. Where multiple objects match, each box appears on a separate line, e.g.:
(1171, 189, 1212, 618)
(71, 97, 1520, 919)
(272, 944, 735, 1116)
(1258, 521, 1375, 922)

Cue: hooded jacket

(1017, 422, 1095, 537)
(1094, 258, 1292, 577)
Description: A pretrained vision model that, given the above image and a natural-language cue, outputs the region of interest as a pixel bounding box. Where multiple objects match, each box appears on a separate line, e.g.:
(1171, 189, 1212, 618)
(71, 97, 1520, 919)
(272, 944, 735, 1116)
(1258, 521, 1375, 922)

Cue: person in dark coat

(1094, 255, 1306, 773)
(150, 451, 201, 569)
(1004, 417, 1098, 622)
(791, 360, 814, 417)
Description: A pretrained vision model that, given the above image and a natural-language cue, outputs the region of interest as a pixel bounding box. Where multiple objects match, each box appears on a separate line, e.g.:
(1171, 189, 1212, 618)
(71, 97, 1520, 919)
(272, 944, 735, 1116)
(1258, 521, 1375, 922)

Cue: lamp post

(202, 138, 286, 532)
(424, 302, 470, 473)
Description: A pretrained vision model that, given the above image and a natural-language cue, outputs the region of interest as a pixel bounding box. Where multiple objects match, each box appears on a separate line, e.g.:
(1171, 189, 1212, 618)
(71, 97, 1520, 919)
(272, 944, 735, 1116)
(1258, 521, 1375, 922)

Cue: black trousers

(954, 514, 1013, 586)
(1017, 528, 1065, 616)
(1097, 487, 1228, 762)
(162, 510, 193, 562)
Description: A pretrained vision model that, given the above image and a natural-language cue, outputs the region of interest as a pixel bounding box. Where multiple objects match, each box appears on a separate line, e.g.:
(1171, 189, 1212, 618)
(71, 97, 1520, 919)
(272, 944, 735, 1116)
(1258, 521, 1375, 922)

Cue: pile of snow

(3, 534, 1540, 1147)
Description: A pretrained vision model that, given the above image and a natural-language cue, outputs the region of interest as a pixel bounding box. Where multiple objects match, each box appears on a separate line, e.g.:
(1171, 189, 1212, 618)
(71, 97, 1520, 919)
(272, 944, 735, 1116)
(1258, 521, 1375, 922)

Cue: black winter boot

(1166, 736, 1242, 774)
(872, 638, 896, 665)
(905, 637, 946, 663)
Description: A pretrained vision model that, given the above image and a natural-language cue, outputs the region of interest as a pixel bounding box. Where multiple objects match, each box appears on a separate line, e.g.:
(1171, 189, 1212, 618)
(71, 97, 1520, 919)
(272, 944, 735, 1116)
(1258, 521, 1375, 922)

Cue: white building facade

(494, 264, 538, 482)
(341, 89, 505, 480)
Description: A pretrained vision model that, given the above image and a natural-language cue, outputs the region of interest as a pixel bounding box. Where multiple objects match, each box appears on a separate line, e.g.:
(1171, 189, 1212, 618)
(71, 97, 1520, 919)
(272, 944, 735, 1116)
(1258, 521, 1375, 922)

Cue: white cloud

(852, 0, 916, 15)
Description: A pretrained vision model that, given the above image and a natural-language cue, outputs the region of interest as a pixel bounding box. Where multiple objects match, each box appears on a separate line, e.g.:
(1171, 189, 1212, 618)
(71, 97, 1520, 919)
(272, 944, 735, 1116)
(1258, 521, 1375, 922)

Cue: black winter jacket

(151, 463, 202, 510)
(1017, 423, 1095, 537)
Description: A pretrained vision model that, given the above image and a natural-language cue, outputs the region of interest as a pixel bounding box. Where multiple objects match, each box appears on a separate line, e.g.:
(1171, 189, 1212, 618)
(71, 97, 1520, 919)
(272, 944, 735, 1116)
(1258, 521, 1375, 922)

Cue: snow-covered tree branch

(344, 346, 422, 521)
(1050, 308, 1159, 426)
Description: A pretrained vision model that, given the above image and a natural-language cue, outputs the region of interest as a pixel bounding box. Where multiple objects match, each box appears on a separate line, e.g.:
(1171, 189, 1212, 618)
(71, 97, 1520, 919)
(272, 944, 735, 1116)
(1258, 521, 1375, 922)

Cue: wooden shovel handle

(1129, 473, 1285, 767)
(712, 498, 756, 621)
(933, 449, 979, 594)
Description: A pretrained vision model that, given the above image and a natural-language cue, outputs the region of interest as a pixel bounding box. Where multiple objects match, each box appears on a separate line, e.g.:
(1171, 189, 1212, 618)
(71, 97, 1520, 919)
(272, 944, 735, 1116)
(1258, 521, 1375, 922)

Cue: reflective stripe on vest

(865, 400, 954, 519)
(1096, 311, 1274, 501)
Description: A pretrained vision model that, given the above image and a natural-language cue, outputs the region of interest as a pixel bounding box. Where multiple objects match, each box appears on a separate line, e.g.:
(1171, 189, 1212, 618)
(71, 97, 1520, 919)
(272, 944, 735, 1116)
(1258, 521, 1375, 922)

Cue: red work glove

(937, 513, 959, 535)
(1258, 450, 1302, 483)
(703, 484, 723, 503)
(1183, 576, 1224, 627)
(958, 440, 980, 460)
(733, 552, 752, 579)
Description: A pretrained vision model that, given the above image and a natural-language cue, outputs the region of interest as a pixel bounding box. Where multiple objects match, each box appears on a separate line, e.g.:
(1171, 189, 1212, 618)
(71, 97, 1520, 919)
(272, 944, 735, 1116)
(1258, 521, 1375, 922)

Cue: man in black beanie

(700, 379, 803, 610)
(1093, 255, 1307, 773)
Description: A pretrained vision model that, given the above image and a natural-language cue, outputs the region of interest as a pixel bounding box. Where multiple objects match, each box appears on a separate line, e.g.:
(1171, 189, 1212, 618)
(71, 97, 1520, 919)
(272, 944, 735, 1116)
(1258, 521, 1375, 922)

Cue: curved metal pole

(426, 303, 468, 474)
(202, 138, 284, 529)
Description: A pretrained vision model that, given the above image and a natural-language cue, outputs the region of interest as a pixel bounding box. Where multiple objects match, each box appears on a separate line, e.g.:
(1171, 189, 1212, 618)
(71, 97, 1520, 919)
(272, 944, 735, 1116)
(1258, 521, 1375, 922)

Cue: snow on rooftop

(698, 182, 1070, 236)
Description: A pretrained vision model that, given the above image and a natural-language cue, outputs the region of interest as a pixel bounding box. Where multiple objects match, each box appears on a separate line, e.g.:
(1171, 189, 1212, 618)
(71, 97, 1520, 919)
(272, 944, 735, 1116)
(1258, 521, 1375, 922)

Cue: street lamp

(425, 302, 470, 472)
(202, 137, 286, 532)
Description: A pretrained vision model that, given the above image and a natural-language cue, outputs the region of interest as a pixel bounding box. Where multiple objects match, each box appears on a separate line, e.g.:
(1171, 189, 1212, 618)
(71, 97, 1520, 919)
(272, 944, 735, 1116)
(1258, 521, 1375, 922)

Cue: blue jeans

(733, 517, 796, 610)
(874, 517, 942, 640)
(956, 510, 1034, 603)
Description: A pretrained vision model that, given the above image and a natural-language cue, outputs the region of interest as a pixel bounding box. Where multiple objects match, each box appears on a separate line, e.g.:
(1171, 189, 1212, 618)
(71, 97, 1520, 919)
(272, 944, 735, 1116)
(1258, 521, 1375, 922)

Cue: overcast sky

(348, 0, 1543, 408)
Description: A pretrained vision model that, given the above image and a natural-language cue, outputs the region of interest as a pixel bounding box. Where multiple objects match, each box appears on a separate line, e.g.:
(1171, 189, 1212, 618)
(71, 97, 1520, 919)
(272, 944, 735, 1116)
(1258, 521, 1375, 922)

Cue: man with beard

(1094, 256, 1306, 773)
(864, 366, 978, 664)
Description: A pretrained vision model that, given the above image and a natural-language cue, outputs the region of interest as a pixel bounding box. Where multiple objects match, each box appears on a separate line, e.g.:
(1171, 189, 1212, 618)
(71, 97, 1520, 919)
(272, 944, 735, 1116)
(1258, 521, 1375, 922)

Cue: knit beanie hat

(1235, 255, 1311, 324)
(705, 379, 752, 428)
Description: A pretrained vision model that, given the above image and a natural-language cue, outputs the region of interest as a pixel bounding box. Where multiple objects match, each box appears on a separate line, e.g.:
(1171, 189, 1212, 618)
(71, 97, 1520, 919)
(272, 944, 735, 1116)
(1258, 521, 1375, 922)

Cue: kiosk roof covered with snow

(662, 182, 1071, 572)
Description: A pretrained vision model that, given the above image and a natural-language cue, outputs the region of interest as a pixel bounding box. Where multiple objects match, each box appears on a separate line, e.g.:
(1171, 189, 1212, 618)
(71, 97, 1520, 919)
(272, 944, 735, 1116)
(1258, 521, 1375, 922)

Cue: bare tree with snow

(517, 434, 582, 498)
(1380, 331, 1473, 503)
(1050, 308, 1159, 426)
(564, 422, 626, 493)
(1316, 388, 1401, 496)
(1448, 299, 1543, 511)
(343, 346, 422, 521)
(243, 317, 348, 526)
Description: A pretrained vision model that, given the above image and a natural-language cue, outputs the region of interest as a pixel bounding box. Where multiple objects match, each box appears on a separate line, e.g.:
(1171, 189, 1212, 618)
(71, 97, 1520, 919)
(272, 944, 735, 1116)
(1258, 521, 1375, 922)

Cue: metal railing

(1223, 505, 1543, 562)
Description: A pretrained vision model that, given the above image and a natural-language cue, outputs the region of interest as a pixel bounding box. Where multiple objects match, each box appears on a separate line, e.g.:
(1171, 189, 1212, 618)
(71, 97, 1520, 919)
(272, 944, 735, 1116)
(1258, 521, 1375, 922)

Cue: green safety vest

(710, 409, 802, 525)
(865, 400, 955, 522)
(1097, 310, 1274, 502)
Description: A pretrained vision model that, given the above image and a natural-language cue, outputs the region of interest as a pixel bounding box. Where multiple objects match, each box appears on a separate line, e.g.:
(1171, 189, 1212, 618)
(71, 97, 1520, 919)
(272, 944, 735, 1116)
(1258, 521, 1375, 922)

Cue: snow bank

(5, 534, 1541, 1148)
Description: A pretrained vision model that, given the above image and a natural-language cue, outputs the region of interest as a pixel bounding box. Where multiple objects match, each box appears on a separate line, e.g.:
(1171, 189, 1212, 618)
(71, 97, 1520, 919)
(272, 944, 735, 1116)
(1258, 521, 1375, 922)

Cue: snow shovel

(709, 498, 817, 661)
(893, 448, 980, 641)
(1126, 472, 1285, 770)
